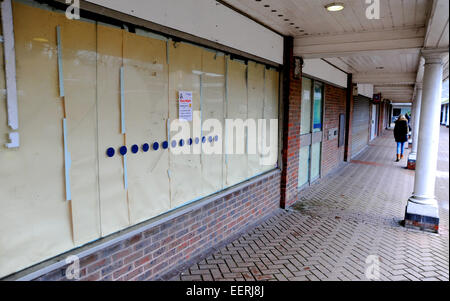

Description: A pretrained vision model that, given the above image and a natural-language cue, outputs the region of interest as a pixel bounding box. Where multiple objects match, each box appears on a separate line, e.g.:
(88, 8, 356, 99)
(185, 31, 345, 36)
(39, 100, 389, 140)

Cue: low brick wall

(28, 171, 281, 281)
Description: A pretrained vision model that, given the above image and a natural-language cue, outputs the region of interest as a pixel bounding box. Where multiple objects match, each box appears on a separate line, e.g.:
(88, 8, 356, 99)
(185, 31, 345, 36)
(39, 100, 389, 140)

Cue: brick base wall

(322, 84, 347, 177)
(28, 171, 281, 281)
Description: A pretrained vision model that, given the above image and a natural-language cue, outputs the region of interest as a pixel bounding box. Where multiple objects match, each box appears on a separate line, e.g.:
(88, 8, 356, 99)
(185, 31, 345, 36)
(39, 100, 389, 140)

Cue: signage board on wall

(179, 91, 193, 121)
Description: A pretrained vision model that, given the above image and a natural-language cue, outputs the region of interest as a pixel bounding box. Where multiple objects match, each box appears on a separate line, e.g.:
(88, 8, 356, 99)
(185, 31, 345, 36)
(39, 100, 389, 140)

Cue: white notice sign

(179, 91, 193, 121)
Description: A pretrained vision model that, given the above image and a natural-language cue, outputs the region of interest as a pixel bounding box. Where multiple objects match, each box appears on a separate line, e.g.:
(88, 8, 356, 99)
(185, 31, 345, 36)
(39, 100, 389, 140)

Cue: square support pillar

(344, 75, 354, 162)
(280, 37, 302, 209)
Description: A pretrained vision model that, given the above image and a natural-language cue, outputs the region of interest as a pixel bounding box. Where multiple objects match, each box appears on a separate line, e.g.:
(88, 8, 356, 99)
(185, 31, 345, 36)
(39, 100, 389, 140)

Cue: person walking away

(405, 113, 412, 132)
(394, 115, 409, 162)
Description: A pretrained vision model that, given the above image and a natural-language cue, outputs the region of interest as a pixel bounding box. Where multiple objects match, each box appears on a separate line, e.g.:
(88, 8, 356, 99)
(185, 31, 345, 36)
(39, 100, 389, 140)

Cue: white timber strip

(63, 119, 72, 201)
(56, 26, 65, 98)
(1, 0, 19, 131)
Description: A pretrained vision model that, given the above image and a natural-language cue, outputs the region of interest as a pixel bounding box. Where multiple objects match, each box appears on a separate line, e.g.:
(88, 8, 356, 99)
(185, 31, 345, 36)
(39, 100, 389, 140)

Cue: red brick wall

(30, 172, 281, 281)
(322, 84, 347, 177)
(280, 37, 301, 209)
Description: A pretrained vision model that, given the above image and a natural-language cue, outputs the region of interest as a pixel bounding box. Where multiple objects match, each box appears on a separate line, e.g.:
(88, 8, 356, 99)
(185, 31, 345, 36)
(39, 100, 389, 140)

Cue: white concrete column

(410, 85, 423, 155)
(405, 49, 448, 232)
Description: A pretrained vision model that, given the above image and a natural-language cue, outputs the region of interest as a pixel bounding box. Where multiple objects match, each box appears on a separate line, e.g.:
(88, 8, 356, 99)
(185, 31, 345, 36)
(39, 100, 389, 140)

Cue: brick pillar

(378, 101, 384, 136)
(344, 74, 354, 162)
(280, 37, 301, 209)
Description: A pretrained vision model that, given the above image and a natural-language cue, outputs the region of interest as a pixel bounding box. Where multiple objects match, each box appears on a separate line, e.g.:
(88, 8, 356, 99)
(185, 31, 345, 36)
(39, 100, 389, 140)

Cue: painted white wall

(86, 0, 284, 64)
(302, 59, 348, 88)
(357, 84, 374, 99)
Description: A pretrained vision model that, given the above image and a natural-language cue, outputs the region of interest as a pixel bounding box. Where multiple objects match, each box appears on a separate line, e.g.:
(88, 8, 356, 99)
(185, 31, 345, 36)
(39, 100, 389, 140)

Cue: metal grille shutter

(351, 95, 370, 157)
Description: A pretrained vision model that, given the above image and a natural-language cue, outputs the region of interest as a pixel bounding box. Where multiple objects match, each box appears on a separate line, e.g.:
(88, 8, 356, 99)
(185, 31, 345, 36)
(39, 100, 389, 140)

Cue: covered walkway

(1, 0, 448, 282)
(172, 127, 449, 281)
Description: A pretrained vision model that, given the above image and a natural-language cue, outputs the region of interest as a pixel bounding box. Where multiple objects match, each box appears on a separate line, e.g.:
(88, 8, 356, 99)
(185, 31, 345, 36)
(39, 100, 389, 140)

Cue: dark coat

(394, 119, 409, 143)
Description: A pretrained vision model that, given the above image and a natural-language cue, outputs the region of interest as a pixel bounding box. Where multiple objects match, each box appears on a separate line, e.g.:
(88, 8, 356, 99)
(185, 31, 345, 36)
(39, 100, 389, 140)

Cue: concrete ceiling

(223, 0, 449, 103)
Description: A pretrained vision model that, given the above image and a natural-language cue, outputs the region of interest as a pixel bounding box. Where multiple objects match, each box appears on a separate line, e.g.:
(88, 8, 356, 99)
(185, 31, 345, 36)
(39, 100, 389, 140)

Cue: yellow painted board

(96, 24, 130, 237)
(226, 59, 248, 187)
(247, 62, 265, 177)
(200, 50, 225, 196)
(123, 31, 171, 224)
(0, 2, 282, 278)
(0, 3, 74, 278)
(261, 68, 280, 173)
(62, 16, 101, 246)
(168, 42, 204, 209)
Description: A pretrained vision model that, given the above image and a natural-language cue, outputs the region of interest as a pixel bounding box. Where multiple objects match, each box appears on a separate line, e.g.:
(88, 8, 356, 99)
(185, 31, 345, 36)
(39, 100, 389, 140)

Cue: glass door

(298, 78, 312, 188)
(298, 78, 324, 188)
(311, 82, 323, 182)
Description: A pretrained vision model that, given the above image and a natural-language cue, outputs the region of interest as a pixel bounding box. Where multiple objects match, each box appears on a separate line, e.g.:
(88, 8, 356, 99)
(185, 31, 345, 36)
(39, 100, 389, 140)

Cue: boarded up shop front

(0, 1, 280, 278)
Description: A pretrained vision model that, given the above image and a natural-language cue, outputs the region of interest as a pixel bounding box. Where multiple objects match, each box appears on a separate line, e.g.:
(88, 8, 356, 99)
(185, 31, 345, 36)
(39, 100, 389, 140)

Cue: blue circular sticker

(153, 142, 160, 151)
(142, 143, 150, 152)
(195, 137, 200, 144)
(208, 136, 213, 143)
(162, 141, 169, 149)
(119, 146, 127, 156)
(188, 138, 193, 145)
(106, 148, 115, 158)
(171, 140, 177, 148)
(215, 135, 219, 142)
(179, 139, 185, 147)
(131, 145, 139, 154)
(202, 136, 206, 144)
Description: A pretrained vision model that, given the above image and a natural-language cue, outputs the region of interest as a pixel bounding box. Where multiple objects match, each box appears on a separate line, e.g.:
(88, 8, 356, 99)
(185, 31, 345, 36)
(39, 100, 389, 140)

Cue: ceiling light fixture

(325, 2, 345, 12)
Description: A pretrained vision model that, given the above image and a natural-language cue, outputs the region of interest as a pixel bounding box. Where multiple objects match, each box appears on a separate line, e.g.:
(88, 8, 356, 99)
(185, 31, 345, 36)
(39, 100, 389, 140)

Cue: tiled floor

(172, 127, 449, 281)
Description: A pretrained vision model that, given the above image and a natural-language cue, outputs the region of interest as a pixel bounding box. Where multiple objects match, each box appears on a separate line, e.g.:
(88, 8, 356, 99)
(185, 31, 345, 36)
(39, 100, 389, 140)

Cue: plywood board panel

(226, 59, 248, 187)
(123, 31, 170, 224)
(168, 42, 204, 209)
(0, 3, 74, 278)
(247, 61, 265, 177)
(261, 68, 279, 173)
(62, 16, 101, 246)
(96, 24, 130, 237)
(0, 2, 282, 278)
(200, 50, 225, 196)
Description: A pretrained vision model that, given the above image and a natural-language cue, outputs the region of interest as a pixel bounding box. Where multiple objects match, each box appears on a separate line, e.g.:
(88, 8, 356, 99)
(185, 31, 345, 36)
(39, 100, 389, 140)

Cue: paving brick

(173, 129, 449, 282)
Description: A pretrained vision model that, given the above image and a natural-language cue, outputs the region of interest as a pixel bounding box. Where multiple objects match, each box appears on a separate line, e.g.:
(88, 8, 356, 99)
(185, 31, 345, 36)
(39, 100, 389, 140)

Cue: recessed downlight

(325, 2, 345, 12)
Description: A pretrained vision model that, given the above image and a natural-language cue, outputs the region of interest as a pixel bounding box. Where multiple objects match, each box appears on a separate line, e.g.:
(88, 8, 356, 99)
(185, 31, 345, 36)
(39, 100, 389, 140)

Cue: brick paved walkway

(172, 127, 449, 281)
